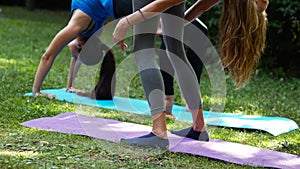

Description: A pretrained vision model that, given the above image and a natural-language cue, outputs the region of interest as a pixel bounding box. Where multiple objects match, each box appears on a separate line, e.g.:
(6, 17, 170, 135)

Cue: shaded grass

(0, 5, 299, 168)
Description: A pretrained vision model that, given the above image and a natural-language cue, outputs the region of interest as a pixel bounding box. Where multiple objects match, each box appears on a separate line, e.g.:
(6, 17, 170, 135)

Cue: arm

(66, 40, 83, 91)
(185, 0, 221, 22)
(32, 10, 90, 97)
(113, 0, 185, 42)
(66, 57, 80, 91)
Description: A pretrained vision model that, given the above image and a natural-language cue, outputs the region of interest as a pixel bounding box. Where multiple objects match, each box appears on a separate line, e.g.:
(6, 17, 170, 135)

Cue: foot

(170, 127, 209, 141)
(121, 132, 169, 149)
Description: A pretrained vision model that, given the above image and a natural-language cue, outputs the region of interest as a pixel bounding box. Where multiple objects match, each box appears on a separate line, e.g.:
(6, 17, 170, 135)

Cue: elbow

(41, 53, 54, 62)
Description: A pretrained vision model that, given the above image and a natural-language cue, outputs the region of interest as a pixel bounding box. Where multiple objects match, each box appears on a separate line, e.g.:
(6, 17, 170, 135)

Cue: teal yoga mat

(25, 88, 299, 136)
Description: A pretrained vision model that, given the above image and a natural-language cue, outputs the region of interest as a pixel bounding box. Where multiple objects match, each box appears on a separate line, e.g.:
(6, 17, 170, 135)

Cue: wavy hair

(219, 0, 267, 88)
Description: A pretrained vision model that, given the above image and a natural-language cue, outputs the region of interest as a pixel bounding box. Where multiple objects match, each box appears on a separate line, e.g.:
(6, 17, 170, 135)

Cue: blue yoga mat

(25, 88, 299, 136)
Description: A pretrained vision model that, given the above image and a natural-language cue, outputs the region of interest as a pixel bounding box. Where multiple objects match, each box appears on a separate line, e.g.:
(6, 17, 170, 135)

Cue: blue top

(71, 0, 115, 38)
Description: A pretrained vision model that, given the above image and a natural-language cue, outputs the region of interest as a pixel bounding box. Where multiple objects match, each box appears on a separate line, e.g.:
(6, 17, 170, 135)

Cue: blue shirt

(71, 0, 115, 38)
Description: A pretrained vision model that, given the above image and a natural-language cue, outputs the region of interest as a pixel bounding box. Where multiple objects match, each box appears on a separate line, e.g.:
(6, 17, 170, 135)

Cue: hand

(34, 92, 57, 99)
(66, 87, 76, 93)
(113, 17, 130, 53)
(114, 38, 128, 53)
(66, 87, 83, 93)
(156, 19, 163, 35)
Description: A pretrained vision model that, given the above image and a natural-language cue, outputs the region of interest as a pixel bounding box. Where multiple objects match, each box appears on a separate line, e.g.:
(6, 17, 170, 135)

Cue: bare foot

(66, 88, 93, 98)
(76, 90, 93, 98)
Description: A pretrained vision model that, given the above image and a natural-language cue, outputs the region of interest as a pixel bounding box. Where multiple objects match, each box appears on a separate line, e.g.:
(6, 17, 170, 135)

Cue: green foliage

(188, 0, 300, 77)
(262, 0, 300, 77)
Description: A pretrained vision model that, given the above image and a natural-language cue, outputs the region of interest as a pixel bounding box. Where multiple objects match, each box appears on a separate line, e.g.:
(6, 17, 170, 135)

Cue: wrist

(122, 16, 131, 28)
(32, 87, 40, 95)
(125, 16, 132, 27)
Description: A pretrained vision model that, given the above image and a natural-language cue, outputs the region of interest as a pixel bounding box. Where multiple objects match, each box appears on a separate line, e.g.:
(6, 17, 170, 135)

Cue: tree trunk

(25, 0, 36, 11)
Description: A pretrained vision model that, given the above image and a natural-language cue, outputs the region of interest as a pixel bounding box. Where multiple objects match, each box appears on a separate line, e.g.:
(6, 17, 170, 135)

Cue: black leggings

(113, 0, 133, 19)
(159, 19, 207, 95)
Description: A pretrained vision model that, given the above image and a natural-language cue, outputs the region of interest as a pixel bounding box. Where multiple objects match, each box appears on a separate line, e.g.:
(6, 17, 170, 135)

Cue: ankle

(192, 125, 207, 132)
(152, 130, 168, 139)
(165, 95, 174, 113)
(152, 112, 167, 138)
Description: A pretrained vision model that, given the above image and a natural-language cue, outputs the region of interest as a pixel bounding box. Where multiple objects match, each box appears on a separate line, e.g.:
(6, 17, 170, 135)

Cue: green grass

(0, 5, 299, 168)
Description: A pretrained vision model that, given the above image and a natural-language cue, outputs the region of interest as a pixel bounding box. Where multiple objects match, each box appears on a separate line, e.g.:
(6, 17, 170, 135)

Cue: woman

(67, 38, 116, 100)
(32, 0, 132, 98)
(31, 0, 210, 104)
(112, 0, 269, 149)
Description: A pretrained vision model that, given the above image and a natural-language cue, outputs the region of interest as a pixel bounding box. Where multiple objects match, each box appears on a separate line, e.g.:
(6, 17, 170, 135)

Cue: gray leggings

(133, 0, 202, 115)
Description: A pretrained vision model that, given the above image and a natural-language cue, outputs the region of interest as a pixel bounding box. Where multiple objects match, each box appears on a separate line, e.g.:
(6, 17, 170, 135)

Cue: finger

(121, 44, 125, 53)
(122, 43, 128, 53)
(123, 43, 128, 48)
(48, 94, 57, 99)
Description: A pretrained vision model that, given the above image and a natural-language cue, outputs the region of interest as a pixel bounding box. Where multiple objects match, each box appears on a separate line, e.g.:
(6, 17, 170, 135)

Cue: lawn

(0, 6, 299, 168)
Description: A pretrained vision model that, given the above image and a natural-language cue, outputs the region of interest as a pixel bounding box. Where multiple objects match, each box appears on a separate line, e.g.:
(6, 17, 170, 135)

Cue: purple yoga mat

(21, 112, 300, 169)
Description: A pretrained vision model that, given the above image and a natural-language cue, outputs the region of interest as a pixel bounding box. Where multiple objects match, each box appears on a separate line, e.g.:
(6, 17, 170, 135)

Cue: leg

(120, 0, 168, 149)
(159, 19, 208, 116)
(184, 19, 207, 111)
(113, 0, 133, 19)
(161, 3, 208, 141)
(158, 37, 176, 118)
(184, 19, 207, 83)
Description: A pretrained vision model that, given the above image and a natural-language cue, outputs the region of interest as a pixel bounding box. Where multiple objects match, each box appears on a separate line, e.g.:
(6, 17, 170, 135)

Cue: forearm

(113, 0, 185, 45)
(69, 59, 81, 88)
(32, 55, 55, 94)
(67, 57, 77, 89)
(185, 0, 220, 22)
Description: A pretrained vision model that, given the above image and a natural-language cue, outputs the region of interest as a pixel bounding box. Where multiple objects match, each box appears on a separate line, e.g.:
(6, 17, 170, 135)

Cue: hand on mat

(66, 88, 81, 93)
(34, 92, 57, 99)
(66, 88, 93, 98)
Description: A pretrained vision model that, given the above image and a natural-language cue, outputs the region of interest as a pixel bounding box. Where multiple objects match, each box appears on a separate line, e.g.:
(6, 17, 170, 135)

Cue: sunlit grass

(0, 5, 299, 168)
(0, 150, 40, 158)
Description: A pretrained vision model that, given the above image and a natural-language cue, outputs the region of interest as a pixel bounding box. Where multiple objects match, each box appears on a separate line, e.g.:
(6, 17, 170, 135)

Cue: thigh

(160, 3, 185, 58)
(161, 3, 185, 39)
(132, 0, 159, 51)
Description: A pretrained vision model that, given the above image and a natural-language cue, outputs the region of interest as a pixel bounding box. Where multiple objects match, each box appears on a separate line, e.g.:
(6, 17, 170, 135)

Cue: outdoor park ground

(0, 6, 299, 168)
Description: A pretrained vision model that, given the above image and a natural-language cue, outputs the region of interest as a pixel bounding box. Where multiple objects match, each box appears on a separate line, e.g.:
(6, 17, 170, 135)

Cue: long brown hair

(219, 0, 267, 88)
